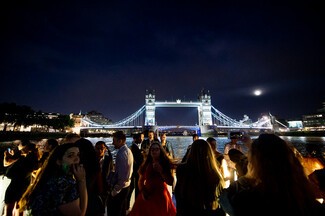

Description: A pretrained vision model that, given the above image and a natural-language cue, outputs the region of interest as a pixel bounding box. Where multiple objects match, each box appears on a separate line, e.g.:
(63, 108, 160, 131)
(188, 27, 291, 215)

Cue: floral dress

(29, 175, 79, 216)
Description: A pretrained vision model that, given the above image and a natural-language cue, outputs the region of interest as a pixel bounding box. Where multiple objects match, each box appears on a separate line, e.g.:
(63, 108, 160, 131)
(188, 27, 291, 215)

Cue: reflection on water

(87, 136, 325, 160)
(281, 136, 325, 157)
(88, 136, 233, 160)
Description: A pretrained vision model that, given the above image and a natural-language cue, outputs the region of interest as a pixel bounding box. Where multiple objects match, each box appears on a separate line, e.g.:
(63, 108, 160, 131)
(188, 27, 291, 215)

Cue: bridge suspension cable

(211, 106, 273, 129)
(81, 105, 146, 128)
(275, 119, 288, 128)
(111, 105, 146, 127)
(80, 92, 276, 131)
(211, 106, 241, 126)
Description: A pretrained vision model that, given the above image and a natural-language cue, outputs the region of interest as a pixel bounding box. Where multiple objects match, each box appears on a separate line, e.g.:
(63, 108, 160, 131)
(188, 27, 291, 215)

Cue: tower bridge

(80, 89, 284, 135)
(145, 89, 213, 126)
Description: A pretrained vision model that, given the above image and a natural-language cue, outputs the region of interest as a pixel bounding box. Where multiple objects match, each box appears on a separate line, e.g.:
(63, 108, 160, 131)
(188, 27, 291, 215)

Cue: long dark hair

(183, 139, 224, 208)
(75, 138, 100, 192)
(19, 143, 78, 211)
(138, 142, 172, 176)
(247, 134, 318, 214)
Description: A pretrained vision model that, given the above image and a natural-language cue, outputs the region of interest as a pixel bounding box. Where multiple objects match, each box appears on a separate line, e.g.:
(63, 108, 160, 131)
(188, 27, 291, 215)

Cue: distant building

(85, 110, 112, 125)
(287, 120, 303, 131)
(0, 112, 61, 132)
(70, 113, 84, 128)
(302, 102, 325, 131)
(47, 113, 59, 119)
(70, 111, 112, 127)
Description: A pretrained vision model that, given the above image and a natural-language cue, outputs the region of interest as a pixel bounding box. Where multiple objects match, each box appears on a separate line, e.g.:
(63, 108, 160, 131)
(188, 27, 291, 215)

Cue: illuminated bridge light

(78, 91, 278, 132)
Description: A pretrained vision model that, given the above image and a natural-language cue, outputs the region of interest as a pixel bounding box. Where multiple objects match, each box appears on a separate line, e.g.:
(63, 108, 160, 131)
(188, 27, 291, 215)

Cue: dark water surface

(87, 136, 325, 161)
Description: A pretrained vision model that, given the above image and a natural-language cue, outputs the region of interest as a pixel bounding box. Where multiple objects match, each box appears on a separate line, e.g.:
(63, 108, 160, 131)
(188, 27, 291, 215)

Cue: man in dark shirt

(95, 140, 113, 213)
(141, 130, 156, 156)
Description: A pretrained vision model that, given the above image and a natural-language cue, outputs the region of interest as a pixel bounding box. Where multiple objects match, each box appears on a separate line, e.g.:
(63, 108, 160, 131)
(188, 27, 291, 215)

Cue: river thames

(86, 135, 325, 161)
(1, 135, 324, 162)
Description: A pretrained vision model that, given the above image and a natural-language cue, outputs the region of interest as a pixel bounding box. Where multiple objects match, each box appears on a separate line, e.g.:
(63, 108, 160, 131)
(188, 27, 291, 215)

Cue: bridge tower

(198, 89, 213, 126)
(145, 89, 156, 126)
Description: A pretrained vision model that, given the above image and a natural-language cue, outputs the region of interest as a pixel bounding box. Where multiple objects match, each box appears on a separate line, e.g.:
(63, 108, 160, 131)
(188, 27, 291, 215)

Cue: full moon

(254, 89, 262, 96)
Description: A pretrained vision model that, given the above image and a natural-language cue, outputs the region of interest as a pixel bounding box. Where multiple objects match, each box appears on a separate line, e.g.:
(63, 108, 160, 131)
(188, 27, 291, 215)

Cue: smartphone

(7, 147, 11, 152)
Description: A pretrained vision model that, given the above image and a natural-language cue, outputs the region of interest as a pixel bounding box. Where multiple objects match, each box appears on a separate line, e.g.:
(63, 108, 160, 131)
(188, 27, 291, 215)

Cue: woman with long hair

(175, 139, 225, 216)
(18, 143, 87, 216)
(129, 142, 176, 216)
(221, 133, 324, 216)
(75, 138, 104, 216)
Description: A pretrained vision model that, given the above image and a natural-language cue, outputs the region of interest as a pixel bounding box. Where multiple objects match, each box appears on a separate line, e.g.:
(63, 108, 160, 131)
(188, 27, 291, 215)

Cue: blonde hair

(183, 139, 225, 209)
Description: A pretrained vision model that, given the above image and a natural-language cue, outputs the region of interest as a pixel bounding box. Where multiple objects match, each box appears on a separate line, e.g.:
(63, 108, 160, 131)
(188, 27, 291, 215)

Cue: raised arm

(58, 164, 88, 216)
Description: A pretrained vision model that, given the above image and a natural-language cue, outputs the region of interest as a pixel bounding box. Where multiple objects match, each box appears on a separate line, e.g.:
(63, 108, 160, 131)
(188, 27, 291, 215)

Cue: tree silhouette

(0, 103, 74, 131)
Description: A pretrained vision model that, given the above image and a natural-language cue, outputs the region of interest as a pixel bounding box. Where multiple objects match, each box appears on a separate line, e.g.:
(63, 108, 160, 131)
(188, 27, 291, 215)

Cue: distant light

(254, 89, 262, 96)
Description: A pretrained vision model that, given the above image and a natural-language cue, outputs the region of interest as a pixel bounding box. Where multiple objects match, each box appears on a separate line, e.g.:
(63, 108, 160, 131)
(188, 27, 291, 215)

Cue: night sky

(1, 1, 324, 125)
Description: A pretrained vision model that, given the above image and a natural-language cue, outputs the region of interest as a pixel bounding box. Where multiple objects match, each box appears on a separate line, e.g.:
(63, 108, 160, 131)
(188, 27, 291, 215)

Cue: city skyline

(1, 1, 324, 125)
(2, 93, 323, 127)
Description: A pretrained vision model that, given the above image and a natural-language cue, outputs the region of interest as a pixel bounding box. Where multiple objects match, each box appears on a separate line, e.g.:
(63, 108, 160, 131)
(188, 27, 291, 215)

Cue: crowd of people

(0, 130, 324, 216)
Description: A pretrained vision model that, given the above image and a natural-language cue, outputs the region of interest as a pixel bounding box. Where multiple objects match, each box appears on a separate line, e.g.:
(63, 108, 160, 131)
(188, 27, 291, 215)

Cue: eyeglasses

(150, 148, 160, 151)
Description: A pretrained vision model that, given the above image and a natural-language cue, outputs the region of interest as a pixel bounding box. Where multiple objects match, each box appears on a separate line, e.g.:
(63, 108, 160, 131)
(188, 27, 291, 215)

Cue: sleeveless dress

(129, 163, 176, 216)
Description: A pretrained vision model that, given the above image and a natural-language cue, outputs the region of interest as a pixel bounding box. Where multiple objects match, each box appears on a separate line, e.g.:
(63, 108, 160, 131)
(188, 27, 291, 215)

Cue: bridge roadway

(79, 125, 273, 132)
(80, 99, 275, 134)
(155, 101, 202, 107)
